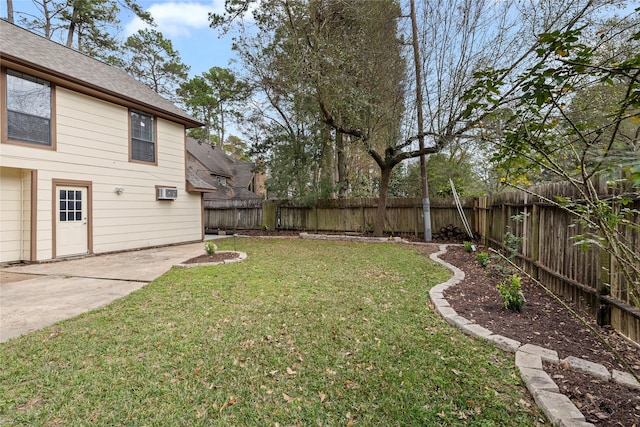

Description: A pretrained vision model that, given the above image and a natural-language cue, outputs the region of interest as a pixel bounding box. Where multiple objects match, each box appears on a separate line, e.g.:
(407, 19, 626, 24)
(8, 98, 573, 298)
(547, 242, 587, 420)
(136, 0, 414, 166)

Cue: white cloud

(125, 1, 225, 38)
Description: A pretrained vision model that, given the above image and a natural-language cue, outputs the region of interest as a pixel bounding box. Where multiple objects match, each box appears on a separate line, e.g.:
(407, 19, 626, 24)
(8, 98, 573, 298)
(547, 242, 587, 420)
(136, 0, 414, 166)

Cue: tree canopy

(16, 0, 153, 60)
(178, 67, 252, 150)
(211, 0, 631, 235)
(116, 28, 190, 103)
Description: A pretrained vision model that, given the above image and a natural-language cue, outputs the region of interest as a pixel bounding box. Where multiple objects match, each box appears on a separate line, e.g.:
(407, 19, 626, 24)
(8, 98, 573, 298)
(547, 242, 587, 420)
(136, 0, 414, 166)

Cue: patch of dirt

(182, 252, 240, 264)
(0, 271, 41, 284)
(440, 245, 640, 427)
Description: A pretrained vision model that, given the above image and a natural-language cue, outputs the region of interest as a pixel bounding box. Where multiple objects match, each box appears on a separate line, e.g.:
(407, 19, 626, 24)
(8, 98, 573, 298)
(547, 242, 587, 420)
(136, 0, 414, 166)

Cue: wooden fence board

(206, 198, 475, 237)
(477, 182, 639, 344)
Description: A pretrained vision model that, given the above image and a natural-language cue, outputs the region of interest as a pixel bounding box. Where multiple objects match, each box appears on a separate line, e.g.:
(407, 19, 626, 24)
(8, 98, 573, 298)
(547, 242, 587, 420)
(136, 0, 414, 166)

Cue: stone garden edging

(174, 251, 247, 268)
(428, 243, 639, 427)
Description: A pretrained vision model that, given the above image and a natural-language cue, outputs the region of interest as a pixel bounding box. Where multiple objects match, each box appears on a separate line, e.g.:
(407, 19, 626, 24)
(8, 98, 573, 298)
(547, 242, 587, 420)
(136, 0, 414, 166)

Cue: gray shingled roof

(186, 137, 261, 200)
(187, 137, 235, 178)
(186, 162, 218, 192)
(0, 19, 202, 127)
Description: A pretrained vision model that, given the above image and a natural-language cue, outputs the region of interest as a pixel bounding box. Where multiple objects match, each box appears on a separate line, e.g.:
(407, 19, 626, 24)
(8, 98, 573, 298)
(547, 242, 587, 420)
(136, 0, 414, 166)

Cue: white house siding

(0, 167, 31, 263)
(0, 87, 201, 262)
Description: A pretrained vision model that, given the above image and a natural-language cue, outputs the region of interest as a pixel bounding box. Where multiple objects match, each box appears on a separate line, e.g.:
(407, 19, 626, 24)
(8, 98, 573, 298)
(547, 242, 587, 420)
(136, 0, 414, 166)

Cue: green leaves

(178, 67, 251, 146)
(121, 29, 189, 101)
(496, 274, 525, 312)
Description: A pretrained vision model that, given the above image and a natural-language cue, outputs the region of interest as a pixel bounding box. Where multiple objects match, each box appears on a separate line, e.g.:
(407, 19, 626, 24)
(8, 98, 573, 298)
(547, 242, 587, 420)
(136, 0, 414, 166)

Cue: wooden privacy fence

(205, 197, 476, 238)
(476, 182, 640, 344)
(204, 199, 264, 233)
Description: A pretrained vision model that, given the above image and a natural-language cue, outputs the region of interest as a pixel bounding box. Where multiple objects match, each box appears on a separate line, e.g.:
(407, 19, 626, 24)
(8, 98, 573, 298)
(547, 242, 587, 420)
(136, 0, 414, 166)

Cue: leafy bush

(463, 241, 475, 252)
(204, 241, 216, 255)
(476, 251, 490, 267)
(496, 274, 525, 312)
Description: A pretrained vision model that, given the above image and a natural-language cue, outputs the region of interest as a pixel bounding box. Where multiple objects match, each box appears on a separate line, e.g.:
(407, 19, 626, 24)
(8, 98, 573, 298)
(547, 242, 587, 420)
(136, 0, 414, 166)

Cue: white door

(56, 186, 88, 257)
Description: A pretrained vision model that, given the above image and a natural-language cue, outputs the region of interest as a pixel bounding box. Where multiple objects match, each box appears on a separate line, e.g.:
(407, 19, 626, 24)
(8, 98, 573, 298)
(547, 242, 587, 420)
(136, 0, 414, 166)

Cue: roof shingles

(0, 19, 201, 127)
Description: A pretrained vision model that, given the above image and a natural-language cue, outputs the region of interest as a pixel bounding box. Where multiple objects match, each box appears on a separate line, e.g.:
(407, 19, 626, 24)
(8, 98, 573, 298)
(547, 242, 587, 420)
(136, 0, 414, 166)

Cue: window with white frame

(5, 69, 52, 146)
(130, 110, 155, 163)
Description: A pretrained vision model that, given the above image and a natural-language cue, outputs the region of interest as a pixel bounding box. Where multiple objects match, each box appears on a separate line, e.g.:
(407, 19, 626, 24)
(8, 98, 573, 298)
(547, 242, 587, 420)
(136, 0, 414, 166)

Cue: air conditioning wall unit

(157, 187, 178, 200)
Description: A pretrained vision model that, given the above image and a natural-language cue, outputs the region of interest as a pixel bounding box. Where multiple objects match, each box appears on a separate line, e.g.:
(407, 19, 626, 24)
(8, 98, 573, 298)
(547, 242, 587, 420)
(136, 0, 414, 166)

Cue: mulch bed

(439, 245, 640, 427)
(182, 252, 240, 264)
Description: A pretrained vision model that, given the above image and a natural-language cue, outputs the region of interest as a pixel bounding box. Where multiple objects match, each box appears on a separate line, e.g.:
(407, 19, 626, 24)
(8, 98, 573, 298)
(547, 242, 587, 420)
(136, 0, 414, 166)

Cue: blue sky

(2, 0, 240, 77)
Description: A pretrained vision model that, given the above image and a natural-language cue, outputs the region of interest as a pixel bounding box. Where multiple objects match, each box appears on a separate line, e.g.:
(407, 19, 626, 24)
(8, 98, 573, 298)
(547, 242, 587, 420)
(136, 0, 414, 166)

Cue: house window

(130, 110, 155, 163)
(5, 69, 52, 146)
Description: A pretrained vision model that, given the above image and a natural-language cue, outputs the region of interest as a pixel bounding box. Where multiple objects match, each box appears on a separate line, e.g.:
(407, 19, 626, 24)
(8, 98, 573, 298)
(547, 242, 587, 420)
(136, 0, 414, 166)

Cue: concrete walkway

(0, 240, 224, 343)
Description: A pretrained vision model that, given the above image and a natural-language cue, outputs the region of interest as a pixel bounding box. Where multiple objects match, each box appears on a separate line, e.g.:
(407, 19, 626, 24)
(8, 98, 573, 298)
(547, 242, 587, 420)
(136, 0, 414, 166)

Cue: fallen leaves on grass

(219, 396, 237, 414)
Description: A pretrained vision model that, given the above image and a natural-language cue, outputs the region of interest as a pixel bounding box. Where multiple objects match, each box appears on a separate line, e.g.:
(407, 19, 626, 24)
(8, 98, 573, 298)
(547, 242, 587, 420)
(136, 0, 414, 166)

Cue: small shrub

(476, 251, 490, 267)
(204, 241, 216, 255)
(463, 241, 475, 252)
(262, 224, 269, 231)
(496, 274, 525, 312)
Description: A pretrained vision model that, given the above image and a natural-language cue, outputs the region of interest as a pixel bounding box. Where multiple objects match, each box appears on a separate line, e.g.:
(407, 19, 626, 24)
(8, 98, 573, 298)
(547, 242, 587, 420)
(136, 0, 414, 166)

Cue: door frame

(52, 178, 93, 259)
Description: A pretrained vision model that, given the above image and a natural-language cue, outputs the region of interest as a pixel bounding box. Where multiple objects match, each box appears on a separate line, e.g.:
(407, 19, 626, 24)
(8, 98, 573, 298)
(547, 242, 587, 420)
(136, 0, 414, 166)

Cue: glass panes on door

(59, 189, 82, 222)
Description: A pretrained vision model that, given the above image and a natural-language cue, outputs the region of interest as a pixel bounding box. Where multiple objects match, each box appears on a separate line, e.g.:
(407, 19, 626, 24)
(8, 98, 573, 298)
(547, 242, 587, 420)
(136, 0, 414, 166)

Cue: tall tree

(16, 0, 152, 59)
(214, 0, 408, 235)
(18, 0, 65, 39)
(202, 67, 251, 148)
(63, 0, 118, 55)
(178, 75, 218, 145)
(178, 67, 251, 149)
(213, 0, 614, 236)
(115, 28, 189, 103)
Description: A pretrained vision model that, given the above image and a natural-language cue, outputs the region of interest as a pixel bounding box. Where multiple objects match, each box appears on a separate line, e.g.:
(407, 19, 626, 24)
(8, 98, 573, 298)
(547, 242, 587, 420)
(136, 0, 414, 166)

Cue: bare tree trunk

(43, 0, 51, 39)
(319, 124, 335, 197)
(66, 6, 77, 48)
(219, 103, 225, 149)
(76, 23, 83, 53)
(373, 165, 392, 236)
(336, 130, 348, 198)
(6, 0, 13, 23)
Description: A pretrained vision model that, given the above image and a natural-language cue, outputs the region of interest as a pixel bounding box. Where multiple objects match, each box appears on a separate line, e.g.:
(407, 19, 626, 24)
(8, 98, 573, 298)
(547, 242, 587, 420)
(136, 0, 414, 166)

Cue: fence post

(598, 241, 612, 326)
(262, 201, 276, 230)
(531, 203, 540, 280)
(487, 199, 494, 249)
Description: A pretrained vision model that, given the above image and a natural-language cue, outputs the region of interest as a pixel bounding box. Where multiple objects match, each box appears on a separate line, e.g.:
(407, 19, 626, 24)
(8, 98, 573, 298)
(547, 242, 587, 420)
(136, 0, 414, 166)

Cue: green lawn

(0, 238, 543, 426)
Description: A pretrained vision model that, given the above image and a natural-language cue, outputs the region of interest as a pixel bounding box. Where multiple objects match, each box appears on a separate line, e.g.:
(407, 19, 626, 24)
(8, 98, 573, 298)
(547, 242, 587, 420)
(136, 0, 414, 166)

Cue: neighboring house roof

(187, 137, 235, 178)
(186, 137, 261, 201)
(0, 19, 202, 128)
(186, 164, 218, 192)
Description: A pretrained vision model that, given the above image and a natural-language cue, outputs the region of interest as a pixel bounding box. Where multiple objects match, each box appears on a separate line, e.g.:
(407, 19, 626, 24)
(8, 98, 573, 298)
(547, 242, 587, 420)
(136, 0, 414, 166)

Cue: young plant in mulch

(463, 241, 475, 252)
(476, 251, 490, 267)
(204, 241, 216, 255)
(490, 247, 640, 383)
(496, 274, 525, 312)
